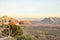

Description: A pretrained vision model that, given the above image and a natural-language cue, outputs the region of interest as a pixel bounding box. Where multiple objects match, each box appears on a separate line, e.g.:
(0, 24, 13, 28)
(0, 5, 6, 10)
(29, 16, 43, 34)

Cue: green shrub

(17, 35, 36, 40)
(2, 23, 23, 37)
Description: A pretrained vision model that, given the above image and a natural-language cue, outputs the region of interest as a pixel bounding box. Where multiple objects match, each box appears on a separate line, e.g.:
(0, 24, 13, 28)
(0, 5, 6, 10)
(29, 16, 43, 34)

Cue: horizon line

(0, 15, 60, 18)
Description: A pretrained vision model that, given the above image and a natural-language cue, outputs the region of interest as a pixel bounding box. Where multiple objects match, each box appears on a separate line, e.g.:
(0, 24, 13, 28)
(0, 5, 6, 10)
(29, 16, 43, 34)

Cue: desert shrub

(17, 35, 36, 40)
(0, 24, 8, 28)
(2, 23, 23, 37)
(1, 23, 36, 40)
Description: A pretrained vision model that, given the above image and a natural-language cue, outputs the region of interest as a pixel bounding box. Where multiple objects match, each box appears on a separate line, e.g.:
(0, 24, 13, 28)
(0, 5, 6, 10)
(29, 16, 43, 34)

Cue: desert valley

(0, 16, 60, 40)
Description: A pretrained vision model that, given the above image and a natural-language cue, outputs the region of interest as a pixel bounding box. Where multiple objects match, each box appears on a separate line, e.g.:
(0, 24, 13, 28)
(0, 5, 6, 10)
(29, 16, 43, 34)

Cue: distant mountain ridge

(40, 17, 60, 24)
(17, 17, 60, 24)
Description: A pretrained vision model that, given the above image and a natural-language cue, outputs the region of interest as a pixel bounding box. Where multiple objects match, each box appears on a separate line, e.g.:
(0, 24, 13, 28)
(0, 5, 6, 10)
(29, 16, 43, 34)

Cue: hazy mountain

(40, 17, 60, 24)
(17, 18, 42, 21)
(17, 17, 60, 24)
(16, 18, 44, 24)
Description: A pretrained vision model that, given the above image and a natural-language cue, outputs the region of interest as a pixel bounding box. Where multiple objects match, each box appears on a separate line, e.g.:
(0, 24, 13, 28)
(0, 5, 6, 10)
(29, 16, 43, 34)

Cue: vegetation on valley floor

(0, 23, 36, 40)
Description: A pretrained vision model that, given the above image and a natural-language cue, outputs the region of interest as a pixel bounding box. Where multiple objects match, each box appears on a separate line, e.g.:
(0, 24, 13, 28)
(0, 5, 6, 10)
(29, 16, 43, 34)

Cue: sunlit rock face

(19, 20, 30, 24)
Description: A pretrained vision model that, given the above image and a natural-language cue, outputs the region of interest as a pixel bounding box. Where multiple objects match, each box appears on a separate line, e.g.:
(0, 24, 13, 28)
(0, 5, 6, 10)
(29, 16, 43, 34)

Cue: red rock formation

(19, 20, 30, 24)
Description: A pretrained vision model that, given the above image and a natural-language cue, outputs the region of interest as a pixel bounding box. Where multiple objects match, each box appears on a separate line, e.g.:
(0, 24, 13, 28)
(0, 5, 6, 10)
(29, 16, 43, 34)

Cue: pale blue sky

(0, 0, 60, 18)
